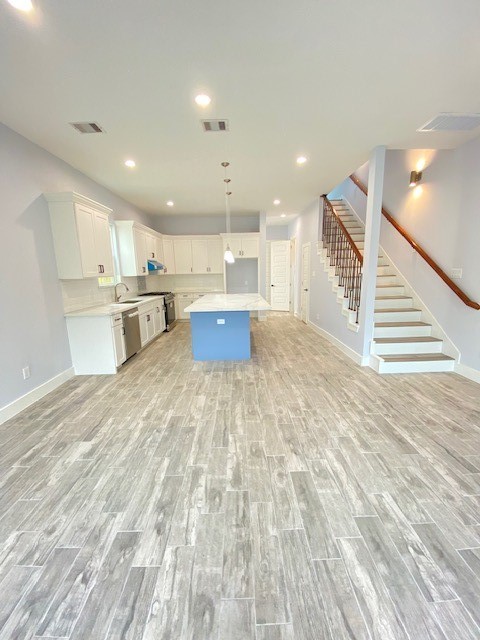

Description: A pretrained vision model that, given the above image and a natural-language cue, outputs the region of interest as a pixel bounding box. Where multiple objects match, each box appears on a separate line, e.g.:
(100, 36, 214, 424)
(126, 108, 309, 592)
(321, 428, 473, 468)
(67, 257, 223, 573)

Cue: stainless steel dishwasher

(122, 307, 141, 360)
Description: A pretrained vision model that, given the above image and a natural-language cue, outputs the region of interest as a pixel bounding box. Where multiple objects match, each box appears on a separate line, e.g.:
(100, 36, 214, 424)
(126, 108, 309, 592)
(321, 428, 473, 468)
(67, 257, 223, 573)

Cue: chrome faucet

(115, 282, 130, 302)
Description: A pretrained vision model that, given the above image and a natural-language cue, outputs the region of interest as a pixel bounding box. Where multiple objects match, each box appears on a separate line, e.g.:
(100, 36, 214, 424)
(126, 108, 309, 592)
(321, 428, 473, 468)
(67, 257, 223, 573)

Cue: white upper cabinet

(116, 221, 164, 276)
(240, 235, 259, 258)
(75, 204, 98, 278)
(133, 227, 148, 275)
(191, 239, 208, 273)
(145, 233, 157, 261)
(93, 211, 114, 276)
(174, 238, 194, 274)
(207, 238, 224, 273)
(174, 236, 224, 274)
(222, 233, 259, 259)
(162, 237, 176, 274)
(46, 192, 114, 280)
(155, 236, 165, 266)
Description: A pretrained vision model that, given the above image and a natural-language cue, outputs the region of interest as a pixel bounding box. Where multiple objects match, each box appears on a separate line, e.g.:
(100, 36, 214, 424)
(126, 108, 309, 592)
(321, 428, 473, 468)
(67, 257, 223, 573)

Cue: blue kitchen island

(184, 293, 271, 361)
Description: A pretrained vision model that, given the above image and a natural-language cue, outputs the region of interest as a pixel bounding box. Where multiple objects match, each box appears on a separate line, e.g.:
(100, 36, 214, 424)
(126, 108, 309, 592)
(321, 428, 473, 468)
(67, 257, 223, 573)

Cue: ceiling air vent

(69, 122, 104, 134)
(201, 119, 229, 132)
(417, 113, 480, 132)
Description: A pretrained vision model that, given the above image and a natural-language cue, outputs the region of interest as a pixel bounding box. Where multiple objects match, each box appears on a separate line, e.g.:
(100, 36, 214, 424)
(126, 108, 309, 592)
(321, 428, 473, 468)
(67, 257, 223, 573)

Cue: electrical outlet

(22, 366, 30, 380)
(244, 280, 248, 285)
(217, 318, 225, 325)
(451, 268, 462, 279)
(316, 313, 320, 320)
(312, 270, 316, 277)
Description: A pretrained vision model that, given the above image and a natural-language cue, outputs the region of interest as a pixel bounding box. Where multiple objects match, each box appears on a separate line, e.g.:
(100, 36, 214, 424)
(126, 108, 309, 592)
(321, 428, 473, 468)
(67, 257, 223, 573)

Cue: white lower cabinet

(112, 317, 126, 367)
(139, 311, 151, 346)
(176, 293, 196, 319)
(65, 297, 166, 375)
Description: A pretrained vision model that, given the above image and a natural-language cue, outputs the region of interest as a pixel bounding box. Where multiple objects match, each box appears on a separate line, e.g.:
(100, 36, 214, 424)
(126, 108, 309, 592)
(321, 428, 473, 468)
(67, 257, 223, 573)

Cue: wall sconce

(409, 170, 422, 188)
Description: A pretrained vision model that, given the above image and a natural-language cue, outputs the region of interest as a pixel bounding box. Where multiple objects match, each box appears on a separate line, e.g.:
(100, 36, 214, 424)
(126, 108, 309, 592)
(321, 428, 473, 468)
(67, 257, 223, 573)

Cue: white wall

(0, 124, 154, 411)
(334, 139, 480, 373)
(266, 225, 289, 240)
(154, 213, 259, 235)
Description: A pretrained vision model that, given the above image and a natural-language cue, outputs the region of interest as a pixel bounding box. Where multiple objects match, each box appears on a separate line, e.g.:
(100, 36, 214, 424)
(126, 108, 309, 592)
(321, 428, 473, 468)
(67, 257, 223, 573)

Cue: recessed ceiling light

(124, 159, 136, 168)
(273, 199, 281, 205)
(166, 200, 174, 207)
(195, 94, 211, 107)
(7, 0, 33, 11)
(280, 213, 286, 218)
(296, 156, 308, 165)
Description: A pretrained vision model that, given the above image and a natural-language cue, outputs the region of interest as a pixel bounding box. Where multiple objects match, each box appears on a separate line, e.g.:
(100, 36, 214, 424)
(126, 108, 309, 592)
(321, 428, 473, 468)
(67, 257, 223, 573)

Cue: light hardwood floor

(0, 314, 479, 639)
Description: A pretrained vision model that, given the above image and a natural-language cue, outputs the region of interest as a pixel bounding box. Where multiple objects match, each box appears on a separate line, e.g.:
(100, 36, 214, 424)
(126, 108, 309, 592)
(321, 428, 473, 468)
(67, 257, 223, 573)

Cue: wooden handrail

(349, 174, 480, 310)
(323, 196, 363, 265)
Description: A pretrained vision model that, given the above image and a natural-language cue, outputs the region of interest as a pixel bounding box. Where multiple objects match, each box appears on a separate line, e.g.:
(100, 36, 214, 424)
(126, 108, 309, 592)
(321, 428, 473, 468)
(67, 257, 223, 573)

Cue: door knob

(304, 288, 308, 291)
(271, 284, 275, 287)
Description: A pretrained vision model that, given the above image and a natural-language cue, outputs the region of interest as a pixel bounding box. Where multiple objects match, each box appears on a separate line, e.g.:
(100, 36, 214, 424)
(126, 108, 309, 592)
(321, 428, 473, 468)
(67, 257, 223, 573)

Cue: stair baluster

(322, 196, 363, 323)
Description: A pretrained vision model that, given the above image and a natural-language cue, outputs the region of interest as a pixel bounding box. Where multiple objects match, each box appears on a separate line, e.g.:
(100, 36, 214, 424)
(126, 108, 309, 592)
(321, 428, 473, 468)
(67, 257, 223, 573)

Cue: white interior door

(301, 243, 310, 323)
(270, 241, 291, 311)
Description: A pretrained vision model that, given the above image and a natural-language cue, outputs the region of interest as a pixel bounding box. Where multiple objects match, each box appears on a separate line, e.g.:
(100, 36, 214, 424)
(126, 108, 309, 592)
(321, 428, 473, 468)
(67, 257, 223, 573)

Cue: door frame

(301, 243, 310, 323)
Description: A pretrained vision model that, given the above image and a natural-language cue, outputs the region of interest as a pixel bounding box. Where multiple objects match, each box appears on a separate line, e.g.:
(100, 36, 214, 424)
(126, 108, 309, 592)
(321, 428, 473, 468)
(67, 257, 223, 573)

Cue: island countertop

(184, 293, 271, 313)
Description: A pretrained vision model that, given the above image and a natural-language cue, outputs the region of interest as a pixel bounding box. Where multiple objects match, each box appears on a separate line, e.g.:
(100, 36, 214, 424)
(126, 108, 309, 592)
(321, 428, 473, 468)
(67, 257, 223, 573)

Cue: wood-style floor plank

(0, 315, 478, 639)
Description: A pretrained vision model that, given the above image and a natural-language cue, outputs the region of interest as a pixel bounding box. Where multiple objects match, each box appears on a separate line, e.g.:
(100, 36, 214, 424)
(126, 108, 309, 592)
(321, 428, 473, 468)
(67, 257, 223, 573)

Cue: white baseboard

(307, 320, 368, 366)
(0, 367, 75, 425)
(455, 362, 480, 384)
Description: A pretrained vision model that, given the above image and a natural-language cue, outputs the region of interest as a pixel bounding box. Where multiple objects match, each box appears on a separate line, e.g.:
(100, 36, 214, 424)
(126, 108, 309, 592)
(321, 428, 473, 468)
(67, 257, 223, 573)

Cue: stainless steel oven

(164, 293, 176, 331)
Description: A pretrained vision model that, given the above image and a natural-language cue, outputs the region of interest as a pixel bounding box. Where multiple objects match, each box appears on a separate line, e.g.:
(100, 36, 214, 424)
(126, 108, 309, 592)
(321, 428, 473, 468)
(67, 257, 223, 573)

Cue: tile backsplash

(61, 273, 224, 312)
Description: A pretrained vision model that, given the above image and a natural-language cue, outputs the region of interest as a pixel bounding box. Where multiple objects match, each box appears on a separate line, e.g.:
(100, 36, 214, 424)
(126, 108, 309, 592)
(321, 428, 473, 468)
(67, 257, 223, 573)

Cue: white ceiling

(1, 0, 480, 217)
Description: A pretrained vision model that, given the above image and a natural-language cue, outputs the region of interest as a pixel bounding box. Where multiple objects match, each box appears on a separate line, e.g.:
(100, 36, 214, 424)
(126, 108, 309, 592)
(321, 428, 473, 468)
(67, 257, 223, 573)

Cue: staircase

(321, 199, 456, 373)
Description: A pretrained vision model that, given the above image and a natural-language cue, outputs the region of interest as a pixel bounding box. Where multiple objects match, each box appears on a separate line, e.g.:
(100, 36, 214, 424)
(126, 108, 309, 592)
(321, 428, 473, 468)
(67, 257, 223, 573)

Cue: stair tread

(380, 353, 455, 363)
(375, 296, 411, 300)
(375, 336, 442, 344)
(375, 308, 421, 313)
(376, 284, 403, 288)
(375, 321, 431, 327)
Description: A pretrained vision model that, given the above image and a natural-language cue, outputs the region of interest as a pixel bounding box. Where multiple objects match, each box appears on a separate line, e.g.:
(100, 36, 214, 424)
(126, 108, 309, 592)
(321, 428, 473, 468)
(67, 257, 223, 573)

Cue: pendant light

(222, 161, 235, 264)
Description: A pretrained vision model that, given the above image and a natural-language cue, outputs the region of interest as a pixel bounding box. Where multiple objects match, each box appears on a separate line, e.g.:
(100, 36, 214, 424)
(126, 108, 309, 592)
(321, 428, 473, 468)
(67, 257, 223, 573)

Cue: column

(358, 145, 386, 358)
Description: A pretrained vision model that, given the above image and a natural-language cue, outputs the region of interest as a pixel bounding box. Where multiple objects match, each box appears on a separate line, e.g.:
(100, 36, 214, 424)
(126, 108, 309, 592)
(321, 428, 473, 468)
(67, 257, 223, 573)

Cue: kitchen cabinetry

(139, 308, 155, 346)
(116, 221, 163, 276)
(176, 293, 196, 319)
(112, 314, 126, 366)
(46, 192, 114, 279)
(174, 236, 224, 274)
(162, 237, 176, 274)
(155, 236, 165, 266)
(207, 238, 224, 273)
(174, 238, 194, 274)
(191, 238, 223, 273)
(222, 233, 259, 259)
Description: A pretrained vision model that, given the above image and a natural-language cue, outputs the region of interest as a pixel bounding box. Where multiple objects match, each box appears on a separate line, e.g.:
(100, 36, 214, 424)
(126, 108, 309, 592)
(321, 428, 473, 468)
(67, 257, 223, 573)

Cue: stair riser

(375, 298, 413, 310)
(377, 258, 390, 267)
(378, 359, 455, 374)
(377, 266, 396, 276)
(374, 341, 443, 355)
(375, 311, 422, 322)
(374, 325, 432, 338)
(376, 286, 405, 296)
(376, 276, 399, 285)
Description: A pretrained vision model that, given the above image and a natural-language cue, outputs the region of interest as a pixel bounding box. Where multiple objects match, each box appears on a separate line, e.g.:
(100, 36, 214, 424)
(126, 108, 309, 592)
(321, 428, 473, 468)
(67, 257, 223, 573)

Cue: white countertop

(184, 293, 271, 313)
(65, 295, 165, 318)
